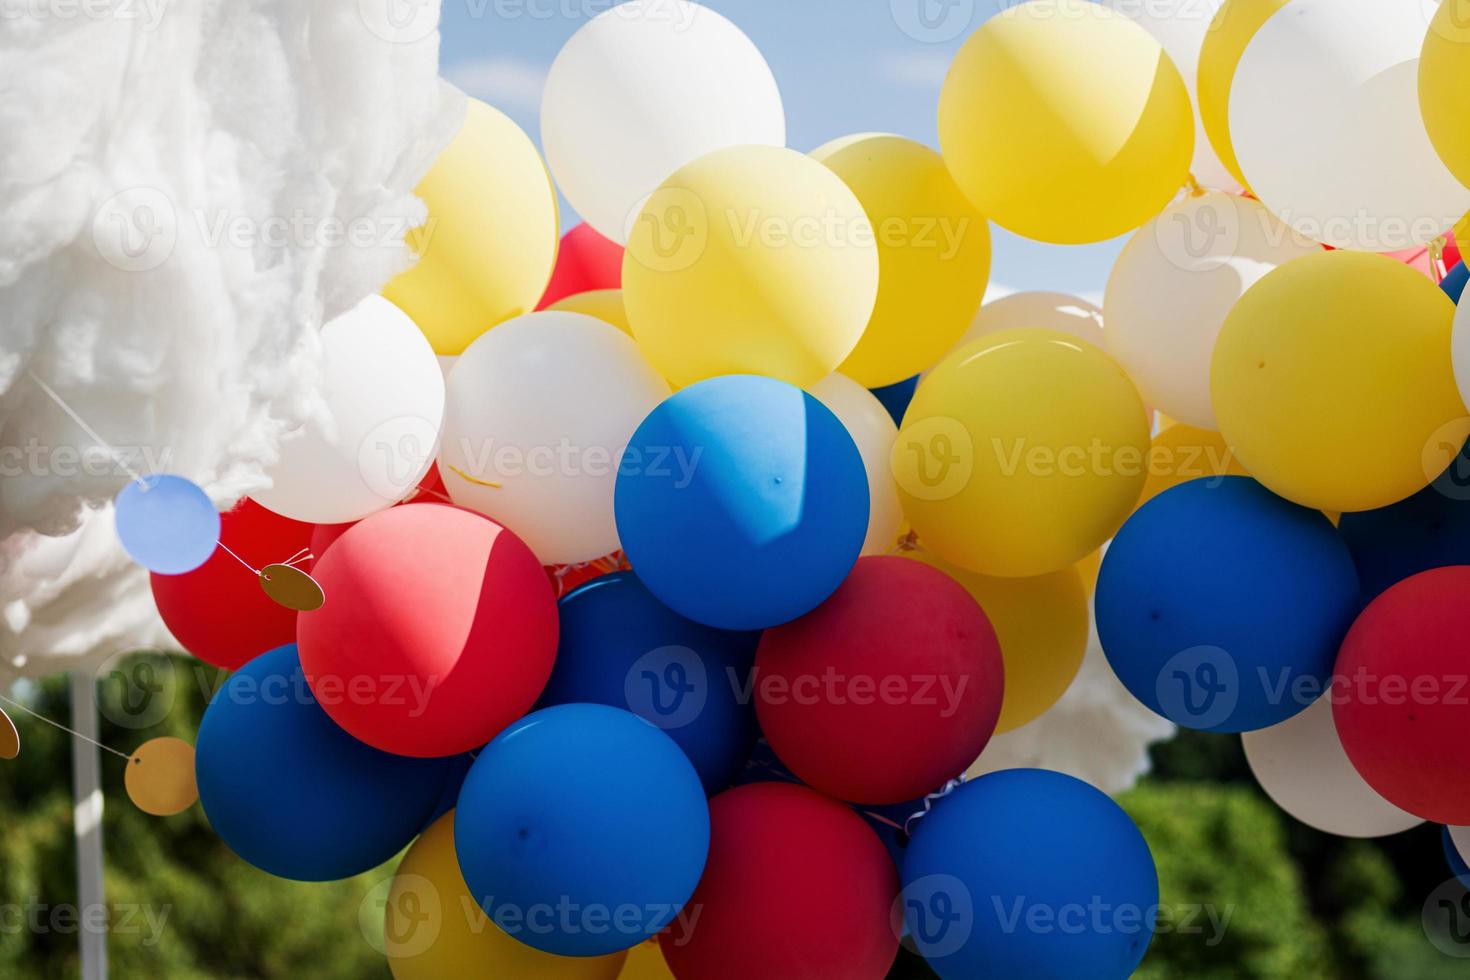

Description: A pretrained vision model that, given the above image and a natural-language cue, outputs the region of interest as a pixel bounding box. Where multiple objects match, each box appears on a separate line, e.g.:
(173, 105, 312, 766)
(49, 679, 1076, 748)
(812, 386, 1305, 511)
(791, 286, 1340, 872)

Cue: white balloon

(1106, 192, 1318, 429)
(439, 312, 670, 564)
(954, 290, 1107, 353)
(1230, 0, 1470, 251)
(808, 373, 904, 556)
(1451, 825, 1470, 865)
(1242, 694, 1423, 838)
(254, 296, 444, 525)
(1449, 287, 1470, 410)
(1105, 0, 1234, 190)
(540, 0, 785, 243)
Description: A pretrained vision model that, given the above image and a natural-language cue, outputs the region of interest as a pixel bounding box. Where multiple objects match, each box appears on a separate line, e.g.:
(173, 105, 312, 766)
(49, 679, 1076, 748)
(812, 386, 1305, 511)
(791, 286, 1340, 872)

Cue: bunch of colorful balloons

(105, 0, 1470, 976)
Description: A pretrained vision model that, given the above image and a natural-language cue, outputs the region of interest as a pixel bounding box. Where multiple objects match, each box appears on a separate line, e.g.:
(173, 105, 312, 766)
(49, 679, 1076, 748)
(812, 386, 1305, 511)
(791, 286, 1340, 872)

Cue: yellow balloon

(618, 939, 676, 979)
(1420, 1, 1470, 190)
(811, 134, 991, 387)
(906, 550, 1088, 733)
(386, 812, 627, 980)
(1075, 548, 1102, 597)
(1196, 0, 1289, 189)
(384, 99, 560, 355)
(937, 0, 1193, 244)
(623, 144, 879, 388)
(1212, 250, 1470, 513)
(1137, 422, 1248, 510)
(893, 328, 1151, 577)
(547, 289, 631, 335)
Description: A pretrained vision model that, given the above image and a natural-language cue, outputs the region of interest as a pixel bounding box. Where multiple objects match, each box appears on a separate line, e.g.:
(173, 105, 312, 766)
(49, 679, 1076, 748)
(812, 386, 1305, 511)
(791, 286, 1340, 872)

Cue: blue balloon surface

(538, 571, 760, 793)
(115, 474, 220, 574)
(871, 374, 919, 427)
(1096, 477, 1360, 733)
(195, 644, 447, 882)
(1440, 260, 1468, 303)
(1339, 440, 1470, 602)
(614, 374, 869, 630)
(902, 769, 1158, 980)
(454, 703, 710, 957)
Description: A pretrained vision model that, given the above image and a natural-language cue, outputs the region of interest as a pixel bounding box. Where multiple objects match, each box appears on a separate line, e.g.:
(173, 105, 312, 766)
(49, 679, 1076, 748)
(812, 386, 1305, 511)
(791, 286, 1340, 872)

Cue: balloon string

(901, 776, 968, 837)
(216, 541, 261, 576)
(0, 692, 131, 760)
(281, 548, 313, 568)
(25, 370, 147, 487)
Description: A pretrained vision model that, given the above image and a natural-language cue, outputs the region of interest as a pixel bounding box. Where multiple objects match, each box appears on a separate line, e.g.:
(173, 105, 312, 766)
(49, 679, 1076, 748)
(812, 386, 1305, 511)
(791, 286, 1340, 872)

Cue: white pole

(69, 672, 108, 980)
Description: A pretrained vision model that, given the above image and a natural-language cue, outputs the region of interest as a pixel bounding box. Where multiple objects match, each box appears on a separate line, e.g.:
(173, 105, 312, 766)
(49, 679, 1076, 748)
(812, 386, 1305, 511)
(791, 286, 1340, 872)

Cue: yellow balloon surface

(547, 289, 632, 335)
(937, 0, 1194, 244)
(1420, 1, 1470, 190)
(907, 551, 1088, 733)
(384, 99, 560, 355)
(618, 939, 676, 979)
(386, 812, 627, 980)
(811, 134, 991, 387)
(893, 328, 1151, 577)
(1137, 422, 1248, 510)
(1196, 0, 1288, 189)
(1212, 250, 1470, 513)
(1075, 548, 1102, 597)
(623, 144, 880, 388)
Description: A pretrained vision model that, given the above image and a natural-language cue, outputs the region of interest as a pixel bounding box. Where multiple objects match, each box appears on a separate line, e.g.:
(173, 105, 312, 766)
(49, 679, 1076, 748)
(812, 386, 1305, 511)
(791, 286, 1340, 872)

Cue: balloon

(383, 99, 559, 355)
(1106, 192, 1319, 429)
(810, 134, 990, 387)
(540, 0, 784, 244)
(1229, 0, 1470, 251)
(1444, 260, 1470, 304)
(195, 644, 447, 881)
(114, 475, 218, 575)
(614, 375, 869, 630)
(894, 329, 1150, 577)
(439, 312, 670, 564)
(1212, 250, 1469, 512)
(658, 782, 899, 980)
(454, 704, 709, 957)
(754, 556, 1004, 804)
(937, 0, 1193, 244)
(385, 812, 627, 980)
(902, 769, 1158, 979)
(1424, 2, 1470, 191)
(1334, 566, 1470, 824)
(953, 290, 1105, 355)
(618, 940, 675, 980)
(1196, 0, 1288, 187)
(1104, 0, 1234, 189)
(906, 550, 1088, 734)
(1097, 477, 1360, 733)
(623, 145, 879, 388)
(1444, 827, 1470, 888)
(870, 375, 918, 427)
(296, 503, 558, 757)
(537, 223, 624, 310)
(808, 373, 904, 556)
(1339, 443, 1470, 602)
(537, 571, 761, 794)
(1242, 694, 1422, 838)
(1136, 422, 1248, 511)
(546, 289, 631, 335)
(253, 296, 444, 525)
(150, 499, 313, 669)
(1450, 278, 1470, 408)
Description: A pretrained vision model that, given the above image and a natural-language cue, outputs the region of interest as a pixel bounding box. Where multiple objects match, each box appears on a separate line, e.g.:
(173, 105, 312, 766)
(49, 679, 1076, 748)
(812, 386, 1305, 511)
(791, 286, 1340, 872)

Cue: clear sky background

(438, 0, 1127, 302)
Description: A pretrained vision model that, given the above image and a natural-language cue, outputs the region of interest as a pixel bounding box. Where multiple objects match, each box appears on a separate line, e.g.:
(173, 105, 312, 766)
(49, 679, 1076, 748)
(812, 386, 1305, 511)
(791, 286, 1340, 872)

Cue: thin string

(25, 370, 146, 486)
(0, 693, 131, 760)
(216, 541, 260, 575)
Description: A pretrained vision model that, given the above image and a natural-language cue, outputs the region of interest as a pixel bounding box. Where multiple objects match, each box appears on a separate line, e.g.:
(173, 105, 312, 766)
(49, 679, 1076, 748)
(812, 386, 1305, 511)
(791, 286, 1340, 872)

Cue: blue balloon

(902, 769, 1158, 980)
(538, 572, 760, 793)
(870, 375, 919, 427)
(1096, 477, 1360, 733)
(422, 750, 478, 832)
(614, 375, 869, 629)
(1444, 827, 1470, 888)
(454, 704, 710, 957)
(195, 644, 447, 882)
(114, 474, 220, 574)
(1339, 440, 1470, 602)
(1441, 260, 1468, 303)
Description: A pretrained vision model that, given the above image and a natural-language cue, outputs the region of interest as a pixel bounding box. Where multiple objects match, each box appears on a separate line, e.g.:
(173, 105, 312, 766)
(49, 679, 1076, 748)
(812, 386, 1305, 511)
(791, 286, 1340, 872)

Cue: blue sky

(439, 0, 1126, 301)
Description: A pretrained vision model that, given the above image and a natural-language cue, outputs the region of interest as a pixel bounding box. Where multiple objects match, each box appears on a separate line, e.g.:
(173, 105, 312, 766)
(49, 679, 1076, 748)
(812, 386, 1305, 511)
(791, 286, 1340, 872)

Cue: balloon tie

(444, 463, 502, 489)
(1184, 173, 1206, 198)
(1430, 235, 1448, 283)
(25, 369, 147, 487)
(0, 692, 130, 760)
(891, 530, 920, 554)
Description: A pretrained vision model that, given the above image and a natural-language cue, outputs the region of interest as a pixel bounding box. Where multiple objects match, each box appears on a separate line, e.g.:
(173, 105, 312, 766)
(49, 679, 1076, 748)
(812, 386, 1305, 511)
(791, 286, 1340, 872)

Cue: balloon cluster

(105, 0, 1470, 976)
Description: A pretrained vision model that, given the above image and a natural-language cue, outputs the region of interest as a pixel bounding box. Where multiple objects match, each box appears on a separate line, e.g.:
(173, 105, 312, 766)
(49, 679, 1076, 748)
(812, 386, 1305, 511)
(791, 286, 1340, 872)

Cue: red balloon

(535, 222, 623, 309)
(150, 499, 313, 669)
(754, 556, 1004, 804)
(659, 782, 898, 980)
(309, 464, 448, 561)
(1334, 566, 1470, 824)
(296, 503, 558, 757)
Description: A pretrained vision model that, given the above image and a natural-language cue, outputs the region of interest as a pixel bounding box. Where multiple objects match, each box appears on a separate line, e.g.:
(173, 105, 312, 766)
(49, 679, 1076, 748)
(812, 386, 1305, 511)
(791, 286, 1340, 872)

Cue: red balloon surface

(296, 503, 558, 757)
(535, 222, 623, 309)
(1333, 565, 1470, 824)
(309, 464, 448, 561)
(754, 555, 1004, 804)
(659, 782, 899, 980)
(150, 498, 314, 669)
